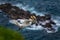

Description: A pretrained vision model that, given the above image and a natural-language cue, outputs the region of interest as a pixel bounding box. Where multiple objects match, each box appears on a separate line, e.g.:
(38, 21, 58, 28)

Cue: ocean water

(0, 0, 60, 40)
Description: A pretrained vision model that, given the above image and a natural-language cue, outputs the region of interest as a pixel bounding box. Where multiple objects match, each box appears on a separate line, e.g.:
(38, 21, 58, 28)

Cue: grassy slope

(0, 26, 24, 40)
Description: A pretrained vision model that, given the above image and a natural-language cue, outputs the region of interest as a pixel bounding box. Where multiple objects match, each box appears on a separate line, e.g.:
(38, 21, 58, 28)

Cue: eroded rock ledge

(0, 3, 56, 29)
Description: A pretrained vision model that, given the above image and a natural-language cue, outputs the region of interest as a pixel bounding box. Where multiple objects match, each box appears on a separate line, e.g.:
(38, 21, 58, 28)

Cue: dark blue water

(0, 0, 60, 40)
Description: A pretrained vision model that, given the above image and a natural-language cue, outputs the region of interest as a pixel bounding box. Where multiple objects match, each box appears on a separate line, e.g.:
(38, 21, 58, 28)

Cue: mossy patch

(0, 25, 24, 40)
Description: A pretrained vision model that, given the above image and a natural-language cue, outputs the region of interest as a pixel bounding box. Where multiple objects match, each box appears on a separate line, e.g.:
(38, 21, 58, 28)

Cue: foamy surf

(9, 19, 59, 33)
(25, 24, 58, 33)
(25, 19, 59, 33)
(8, 3, 60, 33)
(25, 24, 44, 30)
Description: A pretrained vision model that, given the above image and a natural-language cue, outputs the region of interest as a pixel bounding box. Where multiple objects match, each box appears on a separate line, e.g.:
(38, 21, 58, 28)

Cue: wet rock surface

(0, 0, 60, 40)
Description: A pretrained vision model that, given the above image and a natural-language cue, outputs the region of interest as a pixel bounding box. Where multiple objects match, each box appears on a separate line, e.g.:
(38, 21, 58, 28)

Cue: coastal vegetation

(0, 25, 24, 40)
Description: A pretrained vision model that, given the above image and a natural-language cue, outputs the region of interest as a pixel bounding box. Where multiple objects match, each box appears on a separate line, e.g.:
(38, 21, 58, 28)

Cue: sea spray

(7, 3, 60, 33)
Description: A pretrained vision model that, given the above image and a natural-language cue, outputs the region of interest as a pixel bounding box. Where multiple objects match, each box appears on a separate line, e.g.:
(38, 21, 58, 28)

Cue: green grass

(0, 26, 24, 40)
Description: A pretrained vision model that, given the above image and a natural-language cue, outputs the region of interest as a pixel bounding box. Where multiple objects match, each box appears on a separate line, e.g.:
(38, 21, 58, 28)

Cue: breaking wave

(8, 3, 60, 33)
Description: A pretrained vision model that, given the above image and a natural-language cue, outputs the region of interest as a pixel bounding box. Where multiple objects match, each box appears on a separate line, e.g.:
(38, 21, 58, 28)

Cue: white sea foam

(14, 3, 45, 16)
(26, 24, 44, 30)
(9, 3, 60, 33)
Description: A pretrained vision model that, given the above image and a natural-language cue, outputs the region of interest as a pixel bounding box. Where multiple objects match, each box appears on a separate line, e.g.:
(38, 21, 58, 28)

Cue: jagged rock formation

(0, 3, 56, 31)
(0, 3, 31, 19)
